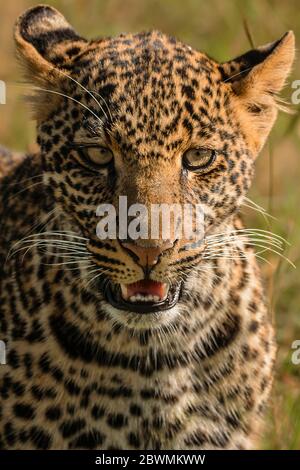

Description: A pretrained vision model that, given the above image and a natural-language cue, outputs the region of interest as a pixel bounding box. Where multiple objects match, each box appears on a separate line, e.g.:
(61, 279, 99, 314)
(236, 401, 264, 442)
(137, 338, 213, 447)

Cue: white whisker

(56, 68, 111, 121)
(6, 181, 44, 202)
(32, 86, 104, 127)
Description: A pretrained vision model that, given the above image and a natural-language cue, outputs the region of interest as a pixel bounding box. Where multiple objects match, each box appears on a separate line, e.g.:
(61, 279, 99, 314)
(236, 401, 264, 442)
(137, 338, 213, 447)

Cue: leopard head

(14, 5, 295, 327)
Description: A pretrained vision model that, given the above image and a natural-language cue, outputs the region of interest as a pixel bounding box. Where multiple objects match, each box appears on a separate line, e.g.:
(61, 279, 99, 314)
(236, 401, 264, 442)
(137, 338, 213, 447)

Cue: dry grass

(0, 0, 299, 449)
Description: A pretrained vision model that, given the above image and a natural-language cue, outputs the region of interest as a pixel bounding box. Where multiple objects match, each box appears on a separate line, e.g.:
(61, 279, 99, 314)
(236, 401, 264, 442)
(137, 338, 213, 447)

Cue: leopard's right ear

(14, 5, 87, 118)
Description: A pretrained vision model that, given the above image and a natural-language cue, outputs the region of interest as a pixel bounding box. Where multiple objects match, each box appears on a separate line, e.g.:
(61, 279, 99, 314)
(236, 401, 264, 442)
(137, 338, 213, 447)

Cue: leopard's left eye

(84, 146, 114, 166)
(182, 148, 216, 172)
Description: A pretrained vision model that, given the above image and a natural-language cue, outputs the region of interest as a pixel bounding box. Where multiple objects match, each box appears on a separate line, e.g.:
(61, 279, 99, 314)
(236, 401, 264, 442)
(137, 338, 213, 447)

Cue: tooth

(129, 296, 137, 302)
(120, 284, 129, 300)
(160, 284, 169, 301)
(153, 295, 160, 302)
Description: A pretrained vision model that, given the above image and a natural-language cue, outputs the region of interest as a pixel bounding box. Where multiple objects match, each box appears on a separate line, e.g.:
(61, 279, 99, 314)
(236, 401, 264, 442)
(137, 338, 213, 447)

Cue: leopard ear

(14, 5, 87, 119)
(220, 32, 295, 152)
(221, 31, 295, 96)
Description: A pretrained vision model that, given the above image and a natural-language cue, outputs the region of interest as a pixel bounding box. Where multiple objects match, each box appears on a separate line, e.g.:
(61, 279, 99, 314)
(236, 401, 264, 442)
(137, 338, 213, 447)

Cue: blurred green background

(0, 0, 300, 449)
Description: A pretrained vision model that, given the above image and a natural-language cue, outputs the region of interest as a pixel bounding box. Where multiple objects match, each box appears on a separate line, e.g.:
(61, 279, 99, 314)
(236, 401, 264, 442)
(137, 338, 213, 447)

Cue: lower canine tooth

(120, 284, 129, 300)
(161, 285, 169, 301)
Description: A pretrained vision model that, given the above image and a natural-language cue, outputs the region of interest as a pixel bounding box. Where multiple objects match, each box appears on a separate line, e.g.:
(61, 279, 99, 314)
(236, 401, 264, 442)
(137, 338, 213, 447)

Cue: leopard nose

(121, 240, 175, 268)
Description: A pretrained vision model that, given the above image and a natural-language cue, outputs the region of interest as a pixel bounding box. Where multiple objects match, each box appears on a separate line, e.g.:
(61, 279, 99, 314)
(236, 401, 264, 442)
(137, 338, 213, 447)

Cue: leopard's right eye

(83, 146, 114, 166)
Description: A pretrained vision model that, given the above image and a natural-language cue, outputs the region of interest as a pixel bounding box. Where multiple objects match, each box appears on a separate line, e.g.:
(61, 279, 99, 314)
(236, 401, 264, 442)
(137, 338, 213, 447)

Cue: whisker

(46, 230, 88, 241)
(206, 228, 289, 245)
(241, 203, 277, 222)
(10, 239, 87, 255)
(204, 242, 295, 268)
(0, 174, 44, 186)
(206, 237, 284, 250)
(55, 68, 111, 121)
(14, 238, 88, 247)
(223, 65, 253, 83)
(42, 259, 92, 267)
(12, 231, 88, 246)
(242, 196, 277, 221)
(6, 181, 44, 202)
(23, 207, 58, 238)
(30, 86, 104, 128)
(90, 89, 113, 122)
(85, 267, 112, 289)
(9, 230, 89, 261)
(17, 245, 88, 263)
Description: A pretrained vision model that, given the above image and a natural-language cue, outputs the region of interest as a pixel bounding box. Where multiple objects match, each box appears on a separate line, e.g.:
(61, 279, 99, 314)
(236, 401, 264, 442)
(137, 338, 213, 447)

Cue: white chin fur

(103, 303, 181, 330)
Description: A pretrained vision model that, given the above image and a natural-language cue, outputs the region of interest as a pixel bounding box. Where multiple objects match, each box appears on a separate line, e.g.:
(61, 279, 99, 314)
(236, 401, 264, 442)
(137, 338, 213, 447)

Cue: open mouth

(105, 279, 182, 314)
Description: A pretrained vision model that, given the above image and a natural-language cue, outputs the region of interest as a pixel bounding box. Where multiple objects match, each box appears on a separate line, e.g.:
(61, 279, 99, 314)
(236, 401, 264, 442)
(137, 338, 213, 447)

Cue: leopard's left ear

(220, 32, 295, 151)
(221, 31, 295, 95)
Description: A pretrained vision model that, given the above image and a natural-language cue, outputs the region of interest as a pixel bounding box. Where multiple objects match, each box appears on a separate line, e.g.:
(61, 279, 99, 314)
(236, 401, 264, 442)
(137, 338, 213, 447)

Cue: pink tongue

(127, 280, 166, 297)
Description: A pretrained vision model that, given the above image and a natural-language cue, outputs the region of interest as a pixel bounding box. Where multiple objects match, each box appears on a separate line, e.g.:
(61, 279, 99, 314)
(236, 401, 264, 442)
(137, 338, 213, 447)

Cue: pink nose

(122, 240, 174, 268)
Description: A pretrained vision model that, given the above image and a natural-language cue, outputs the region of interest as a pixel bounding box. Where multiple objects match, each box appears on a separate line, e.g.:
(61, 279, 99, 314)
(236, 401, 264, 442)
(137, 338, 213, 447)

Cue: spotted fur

(0, 5, 295, 449)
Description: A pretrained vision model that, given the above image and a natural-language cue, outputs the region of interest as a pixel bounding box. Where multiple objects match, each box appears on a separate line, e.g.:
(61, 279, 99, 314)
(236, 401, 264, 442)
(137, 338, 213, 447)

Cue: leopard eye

(84, 146, 114, 166)
(183, 148, 216, 172)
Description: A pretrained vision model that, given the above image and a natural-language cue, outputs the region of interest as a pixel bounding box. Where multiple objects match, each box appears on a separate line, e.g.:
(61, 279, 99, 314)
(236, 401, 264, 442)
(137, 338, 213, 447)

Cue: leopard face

(14, 5, 294, 329)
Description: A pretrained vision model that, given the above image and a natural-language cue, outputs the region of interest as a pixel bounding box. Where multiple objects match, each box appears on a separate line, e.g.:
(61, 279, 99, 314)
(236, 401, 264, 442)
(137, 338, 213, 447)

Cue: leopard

(0, 4, 295, 450)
